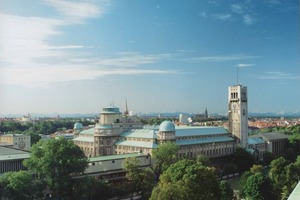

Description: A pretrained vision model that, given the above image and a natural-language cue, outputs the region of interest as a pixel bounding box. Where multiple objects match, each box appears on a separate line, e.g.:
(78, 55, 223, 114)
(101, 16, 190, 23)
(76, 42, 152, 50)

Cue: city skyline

(0, 0, 299, 115)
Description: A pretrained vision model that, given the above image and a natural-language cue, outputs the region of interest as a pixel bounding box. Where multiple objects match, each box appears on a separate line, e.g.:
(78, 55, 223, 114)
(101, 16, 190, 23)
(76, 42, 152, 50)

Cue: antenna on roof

(237, 66, 239, 85)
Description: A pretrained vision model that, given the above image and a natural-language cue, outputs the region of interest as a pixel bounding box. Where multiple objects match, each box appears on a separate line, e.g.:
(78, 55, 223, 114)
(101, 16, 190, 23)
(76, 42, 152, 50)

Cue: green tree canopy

(23, 137, 88, 199)
(123, 157, 155, 199)
(244, 172, 274, 200)
(232, 147, 255, 173)
(152, 141, 179, 174)
(0, 171, 44, 200)
(150, 159, 221, 200)
(219, 180, 234, 200)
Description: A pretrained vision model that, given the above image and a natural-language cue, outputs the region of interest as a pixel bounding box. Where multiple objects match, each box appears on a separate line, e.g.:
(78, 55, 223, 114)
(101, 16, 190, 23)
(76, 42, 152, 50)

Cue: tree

(150, 159, 221, 200)
(244, 173, 273, 200)
(23, 137, 88, 199)
(232, 147, 255, 172)
(239, 170, 253, 199)
(152, 142, 179, 174)
(122, 157, 155, 199)
(262, 151, 277, 166)
(0, 171, 44, 200)
(72, 176, 110, 200)
(268, 157, 290, 194)
(23, 129, 41, 145)
(123, 157, 143, 193)
(196, 154, 211, 166)
(219, 180, 234, 200)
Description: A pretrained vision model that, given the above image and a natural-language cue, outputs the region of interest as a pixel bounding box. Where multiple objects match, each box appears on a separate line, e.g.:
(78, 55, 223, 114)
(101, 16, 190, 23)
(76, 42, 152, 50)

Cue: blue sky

(0, 0, 299, 115)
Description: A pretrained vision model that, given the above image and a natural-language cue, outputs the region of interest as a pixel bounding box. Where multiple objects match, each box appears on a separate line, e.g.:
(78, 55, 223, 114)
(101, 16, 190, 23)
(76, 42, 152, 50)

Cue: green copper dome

(74, 122, 83, 129)
(159, 121, 175, 132)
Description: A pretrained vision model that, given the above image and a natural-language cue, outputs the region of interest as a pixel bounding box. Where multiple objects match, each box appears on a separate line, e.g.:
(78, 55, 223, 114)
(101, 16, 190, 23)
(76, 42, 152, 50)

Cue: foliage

(268, 157, 290, 191)
(150, 159, 221, 200)
(219, 180, 234, 200)
(0, 119, 93, 135)
(263, 151, 277, 166)
(0, 171, 44, 200)
(244, 172, 273, 200)
(222, 163, 238, 175)
(123, 157, 155, 199)
(72, 177, 110, 200)
(196, 154, 211, 166)
(23, 137, 88, 199)
(239, 156, 300, 199)
(232, 147, 255, 173)
(239, 170, 254, 198)
(152, 141, 179, 174)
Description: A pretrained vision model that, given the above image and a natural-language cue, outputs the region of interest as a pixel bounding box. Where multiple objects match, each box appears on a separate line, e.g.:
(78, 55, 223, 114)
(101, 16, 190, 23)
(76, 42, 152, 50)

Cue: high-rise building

(228, 85, 248, 148)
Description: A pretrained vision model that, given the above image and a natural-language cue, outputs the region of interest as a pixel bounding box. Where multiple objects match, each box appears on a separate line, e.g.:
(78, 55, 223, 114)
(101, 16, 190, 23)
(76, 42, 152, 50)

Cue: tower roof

(101, 106, 122, 114)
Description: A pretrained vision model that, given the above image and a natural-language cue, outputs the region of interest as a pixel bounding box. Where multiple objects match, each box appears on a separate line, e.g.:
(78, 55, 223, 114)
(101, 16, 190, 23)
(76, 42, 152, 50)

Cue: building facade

(0, 134, 31, 151)
(228, 85, 248, 148)
(73, 105, 236, 160)
(0, 146, 30, 174)
(73, 105, 144, 157)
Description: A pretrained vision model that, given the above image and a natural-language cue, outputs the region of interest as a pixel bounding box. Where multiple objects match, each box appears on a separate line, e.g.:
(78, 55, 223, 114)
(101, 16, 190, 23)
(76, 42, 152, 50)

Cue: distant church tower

(204, 107, 208, 119)
(228, 85, 248, 148)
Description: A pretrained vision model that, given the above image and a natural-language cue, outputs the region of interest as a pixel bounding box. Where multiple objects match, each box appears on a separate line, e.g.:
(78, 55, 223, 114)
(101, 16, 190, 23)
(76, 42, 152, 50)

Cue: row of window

(177, 134, 227, 141)
(0, 161, 26, 173)
(178, 147, 235, 159)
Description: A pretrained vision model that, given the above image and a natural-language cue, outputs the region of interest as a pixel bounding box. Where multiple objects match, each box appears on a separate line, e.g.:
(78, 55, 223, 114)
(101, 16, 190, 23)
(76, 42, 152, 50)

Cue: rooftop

(120, 129, 157, 139)
(80, 128, 95, 135)
(176, 136, 234, 146)
(115, 140, 158, 149)
(248, 137, 265, 145)
(252, 132, 289, 141)
(73, 136, 94, 142)
(0, 146, 30, 161)
(175, 126, 229, 137)
(88, 152, 148, 162)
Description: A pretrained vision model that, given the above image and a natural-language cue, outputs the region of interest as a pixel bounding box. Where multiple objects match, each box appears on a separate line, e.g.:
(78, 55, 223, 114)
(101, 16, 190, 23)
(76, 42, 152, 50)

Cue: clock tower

(228, 85, 248, 148)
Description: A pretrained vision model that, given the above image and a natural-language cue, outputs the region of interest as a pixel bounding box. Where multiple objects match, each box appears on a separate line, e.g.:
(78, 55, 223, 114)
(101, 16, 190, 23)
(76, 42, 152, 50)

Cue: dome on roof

(159, 121, 175, 132)
(74, 122, 83, 130)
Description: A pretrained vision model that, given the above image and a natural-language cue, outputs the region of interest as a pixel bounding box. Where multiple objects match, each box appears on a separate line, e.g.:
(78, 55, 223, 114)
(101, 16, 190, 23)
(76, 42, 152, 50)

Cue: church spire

(124, 99, 129, 116)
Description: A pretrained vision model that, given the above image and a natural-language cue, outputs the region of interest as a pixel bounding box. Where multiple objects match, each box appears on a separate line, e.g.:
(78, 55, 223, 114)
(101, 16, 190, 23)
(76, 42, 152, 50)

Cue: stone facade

(228, 85, 248, 148)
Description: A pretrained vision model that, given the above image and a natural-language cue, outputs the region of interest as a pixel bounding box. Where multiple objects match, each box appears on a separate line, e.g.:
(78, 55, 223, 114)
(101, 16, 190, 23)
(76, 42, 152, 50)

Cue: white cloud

(0, 9, 175, 88)
(1, 63, 177, 88)
(43, 0, 109, 22)
(236, 64, 254, 67)
(94, 53, 168, 67)
(211, 14, 233, 21)
(185, 55, 261, 62)
(0, 13, 64, 66)
(259, 72, 300, 80)
(243, 14, 255, 25)
(231, 4, 244, 14)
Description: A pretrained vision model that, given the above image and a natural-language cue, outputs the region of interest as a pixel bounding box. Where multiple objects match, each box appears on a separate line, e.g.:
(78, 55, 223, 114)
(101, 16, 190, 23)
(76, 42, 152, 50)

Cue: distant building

(73, 105, 144, 157)
(0, 146, 30, 174)
(247, 137, 266, 160)
(21, 113, 31, 122)
(228, 85, 248, 148)
(179, 114, 189, 124)
(0, 134, 31, 151)
(73, 104, 236, 159)
(250, 132, 289, 156)
(73, 84, 290, 163)
(73, 153, 151, 181)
